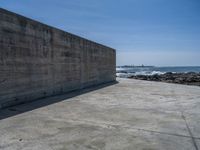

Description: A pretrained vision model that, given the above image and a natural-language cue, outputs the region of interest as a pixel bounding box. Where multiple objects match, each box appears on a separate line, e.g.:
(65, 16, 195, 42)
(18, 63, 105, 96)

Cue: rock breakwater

(128, 72, 200, 86)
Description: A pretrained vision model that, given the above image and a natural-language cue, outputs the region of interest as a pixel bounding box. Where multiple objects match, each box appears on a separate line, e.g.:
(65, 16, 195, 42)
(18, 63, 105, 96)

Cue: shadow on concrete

(0, 81, 118, 120)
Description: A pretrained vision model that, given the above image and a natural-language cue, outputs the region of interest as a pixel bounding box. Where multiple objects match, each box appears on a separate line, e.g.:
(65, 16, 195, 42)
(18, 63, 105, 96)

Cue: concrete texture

(0, 8, 116, 109)
(0, 78, 200, 150)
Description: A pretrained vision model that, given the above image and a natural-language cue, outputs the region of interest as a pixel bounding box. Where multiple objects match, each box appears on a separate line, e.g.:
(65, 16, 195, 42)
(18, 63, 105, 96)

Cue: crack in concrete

(129, 127, 200, 140)
(171, 89, 199, 150)
(67, 118, 200, 140)
(181, 112, 199, 150)
(0, 79, 6, 84)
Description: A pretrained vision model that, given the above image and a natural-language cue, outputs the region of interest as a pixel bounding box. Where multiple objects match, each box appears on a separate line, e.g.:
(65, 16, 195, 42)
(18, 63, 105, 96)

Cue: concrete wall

(0, 8, 116, 109)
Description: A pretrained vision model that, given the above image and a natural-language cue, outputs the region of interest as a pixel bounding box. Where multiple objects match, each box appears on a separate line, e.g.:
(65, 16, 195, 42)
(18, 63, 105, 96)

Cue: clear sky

(1, 0, 200, 66)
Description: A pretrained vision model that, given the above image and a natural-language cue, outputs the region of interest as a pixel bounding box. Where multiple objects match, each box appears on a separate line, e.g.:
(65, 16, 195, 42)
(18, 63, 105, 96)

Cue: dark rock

(165, 72, 173, 75)
(129, 72, 200, 86)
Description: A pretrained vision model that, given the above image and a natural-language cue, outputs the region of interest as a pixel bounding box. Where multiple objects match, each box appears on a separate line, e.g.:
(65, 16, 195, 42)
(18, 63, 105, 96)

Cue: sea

(116, 66, 200, 78)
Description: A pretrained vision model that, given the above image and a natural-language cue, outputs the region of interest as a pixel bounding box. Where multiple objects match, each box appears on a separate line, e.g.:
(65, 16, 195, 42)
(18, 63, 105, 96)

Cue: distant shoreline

(117, 65, 200, 68)
(117, 65, 155, 68)
(116, 66, 200, 79)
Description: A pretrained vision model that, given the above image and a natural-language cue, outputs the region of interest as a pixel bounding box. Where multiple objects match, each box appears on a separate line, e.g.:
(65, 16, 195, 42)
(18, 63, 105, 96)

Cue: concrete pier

(0, 79, 200, 150)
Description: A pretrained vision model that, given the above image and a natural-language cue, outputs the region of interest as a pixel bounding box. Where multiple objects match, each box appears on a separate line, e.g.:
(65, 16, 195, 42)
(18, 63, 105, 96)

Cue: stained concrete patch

(0, 78, 200, 150)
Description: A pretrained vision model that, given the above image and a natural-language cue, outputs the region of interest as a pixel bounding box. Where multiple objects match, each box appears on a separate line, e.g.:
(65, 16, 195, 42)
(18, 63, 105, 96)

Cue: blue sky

(1, 0, 200, 66)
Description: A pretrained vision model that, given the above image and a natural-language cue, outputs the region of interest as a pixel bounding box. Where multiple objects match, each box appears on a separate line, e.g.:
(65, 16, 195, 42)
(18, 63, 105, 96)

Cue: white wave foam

(116, 71, 166, 78)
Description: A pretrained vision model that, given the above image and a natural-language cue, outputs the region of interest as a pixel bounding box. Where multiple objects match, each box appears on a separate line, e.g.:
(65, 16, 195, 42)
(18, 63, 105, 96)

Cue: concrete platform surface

(0, 78, 200, 150)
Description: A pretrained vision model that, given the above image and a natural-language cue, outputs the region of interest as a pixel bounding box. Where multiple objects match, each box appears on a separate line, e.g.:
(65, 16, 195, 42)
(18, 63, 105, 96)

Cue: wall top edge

(0, 7, 116, 52)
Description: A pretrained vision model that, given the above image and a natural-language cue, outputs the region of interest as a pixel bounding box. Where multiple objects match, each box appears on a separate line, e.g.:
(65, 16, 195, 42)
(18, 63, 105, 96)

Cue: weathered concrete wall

(0, 8, 116, 109)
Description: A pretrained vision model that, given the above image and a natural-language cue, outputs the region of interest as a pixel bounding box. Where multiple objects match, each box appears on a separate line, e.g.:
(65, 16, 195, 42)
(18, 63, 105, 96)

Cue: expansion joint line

(172, 90, 199, 150)
(181, 112, 199, 150)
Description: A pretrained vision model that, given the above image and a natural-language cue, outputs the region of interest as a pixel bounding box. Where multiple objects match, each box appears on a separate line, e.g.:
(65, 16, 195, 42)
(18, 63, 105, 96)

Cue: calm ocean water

(116, 66, 200, 78)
